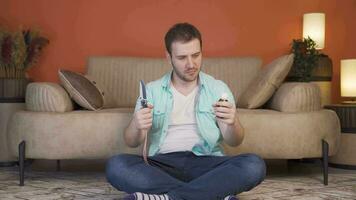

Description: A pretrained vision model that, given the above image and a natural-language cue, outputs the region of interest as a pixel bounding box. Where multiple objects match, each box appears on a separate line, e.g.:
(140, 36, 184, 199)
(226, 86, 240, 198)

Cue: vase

(0, 78, 31, 101)
(286, 54, 333, 106)
(310, 55, 333, 106)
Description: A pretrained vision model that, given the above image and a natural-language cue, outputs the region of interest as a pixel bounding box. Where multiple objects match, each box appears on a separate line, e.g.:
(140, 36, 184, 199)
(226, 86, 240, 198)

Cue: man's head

(164, 23, 202, 56)
(164, 23, 203, 83)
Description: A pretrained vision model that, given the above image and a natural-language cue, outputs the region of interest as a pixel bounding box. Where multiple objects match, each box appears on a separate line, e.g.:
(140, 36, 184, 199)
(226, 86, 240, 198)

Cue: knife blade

(139, 80, 148, 108)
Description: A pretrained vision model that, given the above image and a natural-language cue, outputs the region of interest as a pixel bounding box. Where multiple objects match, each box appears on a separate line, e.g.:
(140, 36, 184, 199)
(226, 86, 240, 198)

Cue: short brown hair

(164, 23, 202, 55)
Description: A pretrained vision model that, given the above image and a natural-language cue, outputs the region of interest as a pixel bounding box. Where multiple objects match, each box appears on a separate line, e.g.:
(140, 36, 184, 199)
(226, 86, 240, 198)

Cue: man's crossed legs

(106, 152, 266, 200)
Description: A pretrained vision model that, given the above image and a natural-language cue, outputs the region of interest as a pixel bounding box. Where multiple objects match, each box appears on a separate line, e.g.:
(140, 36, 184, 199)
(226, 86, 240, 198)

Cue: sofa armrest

(26, 82, 73, 112)
(267, 82, 321, 112)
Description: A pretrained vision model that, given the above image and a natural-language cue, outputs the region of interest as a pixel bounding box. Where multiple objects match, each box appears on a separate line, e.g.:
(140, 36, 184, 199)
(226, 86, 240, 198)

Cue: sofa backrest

(86, 56, 262, 108)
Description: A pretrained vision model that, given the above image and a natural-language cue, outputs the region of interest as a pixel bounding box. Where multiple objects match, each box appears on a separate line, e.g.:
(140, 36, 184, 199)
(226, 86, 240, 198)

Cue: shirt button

(157, 110, 160, 113)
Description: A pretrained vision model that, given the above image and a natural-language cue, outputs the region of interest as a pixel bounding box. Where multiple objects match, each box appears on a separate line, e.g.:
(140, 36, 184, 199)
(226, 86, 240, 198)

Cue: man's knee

(105, 154, 137, 187)
(233, 154, 266, 183)
(245, 154, 266, 183)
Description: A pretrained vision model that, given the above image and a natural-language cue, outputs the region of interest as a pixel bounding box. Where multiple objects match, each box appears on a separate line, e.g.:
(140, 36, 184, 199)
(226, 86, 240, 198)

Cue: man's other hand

(213, 101, 236, 125)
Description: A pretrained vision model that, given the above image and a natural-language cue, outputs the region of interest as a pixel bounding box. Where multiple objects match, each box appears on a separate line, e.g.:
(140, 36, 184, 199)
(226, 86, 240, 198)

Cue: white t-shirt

(158, 85, 202, 154)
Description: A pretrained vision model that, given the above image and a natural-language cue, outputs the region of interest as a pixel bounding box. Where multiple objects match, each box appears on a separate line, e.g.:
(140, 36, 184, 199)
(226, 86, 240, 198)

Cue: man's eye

(193, 53, 200, 58)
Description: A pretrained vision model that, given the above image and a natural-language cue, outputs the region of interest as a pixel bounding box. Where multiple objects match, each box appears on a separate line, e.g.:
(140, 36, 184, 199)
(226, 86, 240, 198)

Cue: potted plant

(287, 37, 333, 105)
(0, 28, 49, 99)
(287, 37, 320, 82)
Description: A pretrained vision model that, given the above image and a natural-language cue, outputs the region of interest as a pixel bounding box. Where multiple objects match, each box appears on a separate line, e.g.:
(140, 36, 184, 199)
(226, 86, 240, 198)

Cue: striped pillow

(26, 82, 73, 112)
(268, 82, 321, 112)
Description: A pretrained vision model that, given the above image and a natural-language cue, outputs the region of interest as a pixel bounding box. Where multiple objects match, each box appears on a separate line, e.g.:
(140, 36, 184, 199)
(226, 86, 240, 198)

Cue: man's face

(167, 38, 202, 83)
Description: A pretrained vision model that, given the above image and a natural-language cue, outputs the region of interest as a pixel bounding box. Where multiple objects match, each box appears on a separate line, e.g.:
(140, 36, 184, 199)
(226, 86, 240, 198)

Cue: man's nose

(187, 57, 194, 68)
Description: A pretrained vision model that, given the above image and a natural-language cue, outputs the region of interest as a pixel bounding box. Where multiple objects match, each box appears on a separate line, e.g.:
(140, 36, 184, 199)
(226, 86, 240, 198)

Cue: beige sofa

(7, 56, 340, 186)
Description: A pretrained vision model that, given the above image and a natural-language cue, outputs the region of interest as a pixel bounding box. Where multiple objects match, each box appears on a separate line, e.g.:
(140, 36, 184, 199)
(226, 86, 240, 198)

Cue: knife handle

(140, 98, 149, 165)
(141, 99, 148, 108)
(142, 130, 149, 165)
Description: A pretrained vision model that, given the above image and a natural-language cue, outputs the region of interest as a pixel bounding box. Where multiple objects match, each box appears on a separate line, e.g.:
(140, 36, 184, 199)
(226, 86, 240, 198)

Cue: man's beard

(171, 61, 200, 82)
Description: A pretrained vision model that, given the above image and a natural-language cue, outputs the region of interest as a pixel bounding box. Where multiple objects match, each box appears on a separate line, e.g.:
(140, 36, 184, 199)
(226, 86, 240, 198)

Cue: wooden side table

(0, 98, 25, 167)
(324, 104, 356, 169)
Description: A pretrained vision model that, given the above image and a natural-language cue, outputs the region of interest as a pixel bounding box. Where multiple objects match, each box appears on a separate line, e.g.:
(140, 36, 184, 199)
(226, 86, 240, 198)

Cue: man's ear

(165, 51, 172, 65)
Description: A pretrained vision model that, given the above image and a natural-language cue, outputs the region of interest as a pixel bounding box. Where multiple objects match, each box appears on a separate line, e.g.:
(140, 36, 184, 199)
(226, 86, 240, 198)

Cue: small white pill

(221, 93, 228, 100)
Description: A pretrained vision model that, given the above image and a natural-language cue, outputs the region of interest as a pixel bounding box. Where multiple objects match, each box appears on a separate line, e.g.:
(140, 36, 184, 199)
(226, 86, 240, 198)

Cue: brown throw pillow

(238, 54, 294, 108)
(58, 69, 104, 110)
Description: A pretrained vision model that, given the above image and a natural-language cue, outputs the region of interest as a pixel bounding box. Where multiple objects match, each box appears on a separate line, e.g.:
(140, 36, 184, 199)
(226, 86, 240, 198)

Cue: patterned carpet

(0, 160, 355, 200)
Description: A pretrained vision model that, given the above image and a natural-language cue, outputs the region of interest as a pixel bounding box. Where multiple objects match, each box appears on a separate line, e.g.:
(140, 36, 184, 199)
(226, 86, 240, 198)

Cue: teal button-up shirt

(135, 71, 235, 156)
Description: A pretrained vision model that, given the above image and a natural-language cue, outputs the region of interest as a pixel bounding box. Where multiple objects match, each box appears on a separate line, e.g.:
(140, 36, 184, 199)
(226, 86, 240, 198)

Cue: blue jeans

(106, 151, 266, 200)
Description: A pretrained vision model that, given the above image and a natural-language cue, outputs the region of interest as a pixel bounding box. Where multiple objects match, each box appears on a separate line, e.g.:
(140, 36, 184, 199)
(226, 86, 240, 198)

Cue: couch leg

(322, 139, 329, 185)
(18, 141, 26, 186)
(56, 160, 61, 171)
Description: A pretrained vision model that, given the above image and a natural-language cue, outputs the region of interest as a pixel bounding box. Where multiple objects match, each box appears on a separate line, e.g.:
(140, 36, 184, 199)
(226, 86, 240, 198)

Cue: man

(106, 23, 266, 200)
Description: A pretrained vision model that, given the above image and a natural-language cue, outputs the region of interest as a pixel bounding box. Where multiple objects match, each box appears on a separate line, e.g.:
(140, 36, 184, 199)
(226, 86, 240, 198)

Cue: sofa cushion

(26, 82, 73, 112)
(7, 108, 139, 159)
(238, 54, 294, 108)
(267, 82, 321, 112)
(223, 108, 340, 159)
(58, 69, 104, 110)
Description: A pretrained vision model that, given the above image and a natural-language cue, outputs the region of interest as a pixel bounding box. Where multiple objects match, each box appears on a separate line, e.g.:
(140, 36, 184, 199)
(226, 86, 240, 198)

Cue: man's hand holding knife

(137, 80, 152, 164)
